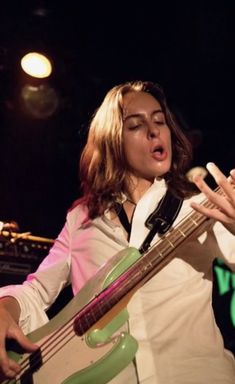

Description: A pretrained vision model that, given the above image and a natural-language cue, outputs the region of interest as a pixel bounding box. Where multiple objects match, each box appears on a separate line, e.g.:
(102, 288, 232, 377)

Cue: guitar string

(4, 186, 225, 381)
(144, 186, 222, 256)
(12, 273, 121, 379)
(68, 188, 221, 333)
(141, 189, 220, 267)
(51, 188, 223, 335)
(10, 317, 77, 382)
(14, 288, 108, 379)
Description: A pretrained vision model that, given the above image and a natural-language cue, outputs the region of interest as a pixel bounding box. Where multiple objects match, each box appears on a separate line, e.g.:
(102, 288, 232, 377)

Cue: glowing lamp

(21, 52, 52, 78)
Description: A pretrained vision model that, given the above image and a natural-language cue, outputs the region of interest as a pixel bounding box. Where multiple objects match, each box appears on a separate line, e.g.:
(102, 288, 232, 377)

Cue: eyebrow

(123, 109, 163, 121)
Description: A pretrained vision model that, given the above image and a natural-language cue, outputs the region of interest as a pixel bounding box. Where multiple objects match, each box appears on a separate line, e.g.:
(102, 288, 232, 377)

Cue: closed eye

(152, 111, 166, 125)
(154, 120, 165, 126)
(153, 117, 166, 125)
(129, 124, 142, 130)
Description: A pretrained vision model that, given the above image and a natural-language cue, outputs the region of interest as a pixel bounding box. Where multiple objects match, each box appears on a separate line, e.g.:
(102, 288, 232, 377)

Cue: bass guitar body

(4, 248, 141, 384)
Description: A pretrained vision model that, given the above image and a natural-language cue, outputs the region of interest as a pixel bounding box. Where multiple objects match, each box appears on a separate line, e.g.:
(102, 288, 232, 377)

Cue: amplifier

(0, 230, 54, 285)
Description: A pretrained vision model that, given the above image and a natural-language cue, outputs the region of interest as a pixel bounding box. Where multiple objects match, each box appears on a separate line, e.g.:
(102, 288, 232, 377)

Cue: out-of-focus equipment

(0, 226, 54, 285)
(0, 220, 20, 232)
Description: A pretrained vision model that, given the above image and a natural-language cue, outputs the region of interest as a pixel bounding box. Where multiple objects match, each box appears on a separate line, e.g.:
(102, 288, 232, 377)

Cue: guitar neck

(74, 187, 221, 336)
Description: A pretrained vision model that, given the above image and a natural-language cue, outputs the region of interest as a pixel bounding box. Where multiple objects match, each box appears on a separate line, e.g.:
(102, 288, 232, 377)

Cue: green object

(62, 333, 138, 384)
(6, 247, 141, 383)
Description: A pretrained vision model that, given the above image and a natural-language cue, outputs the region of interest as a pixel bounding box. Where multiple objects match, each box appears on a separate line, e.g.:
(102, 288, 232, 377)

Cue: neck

(125, 176, 154, 204)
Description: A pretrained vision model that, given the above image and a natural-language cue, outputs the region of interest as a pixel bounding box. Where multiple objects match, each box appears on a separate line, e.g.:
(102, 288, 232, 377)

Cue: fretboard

(74, 187, 221, 335)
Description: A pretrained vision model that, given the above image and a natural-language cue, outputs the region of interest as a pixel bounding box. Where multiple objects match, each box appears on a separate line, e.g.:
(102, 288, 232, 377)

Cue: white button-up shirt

(1, 179, 235, 383)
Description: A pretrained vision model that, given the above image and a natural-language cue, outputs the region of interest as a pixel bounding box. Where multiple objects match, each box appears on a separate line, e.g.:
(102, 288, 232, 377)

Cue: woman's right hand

(0, 299, 38, 380)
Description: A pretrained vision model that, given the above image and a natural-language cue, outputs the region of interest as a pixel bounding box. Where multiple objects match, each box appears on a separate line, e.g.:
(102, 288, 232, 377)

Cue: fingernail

(206, 162, 215, 172)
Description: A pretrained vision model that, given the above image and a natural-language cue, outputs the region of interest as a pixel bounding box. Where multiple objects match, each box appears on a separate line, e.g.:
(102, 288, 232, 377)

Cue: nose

(147, 122, 160, 139)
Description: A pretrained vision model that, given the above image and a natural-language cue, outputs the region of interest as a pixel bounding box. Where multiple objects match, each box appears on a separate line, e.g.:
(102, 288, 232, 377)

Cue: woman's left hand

(190, 162, 235, 227)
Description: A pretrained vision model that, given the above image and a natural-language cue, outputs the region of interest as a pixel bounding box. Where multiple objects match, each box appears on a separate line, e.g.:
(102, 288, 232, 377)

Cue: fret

(176, 227, 186, 237)
(89, 299, 104, 326)
(189, 216, 199, 226)
(82, 310, 97, 331)
(178, 221, 196, 237)
(165, 236, 181, 250)
(167, 228, 185, 245)
(154, 241, 171, 257)
(142, 261, 153, 271)
(156, 250, 164, 258)
(164, 237, 175, 249)
(75, 270, 140, 334)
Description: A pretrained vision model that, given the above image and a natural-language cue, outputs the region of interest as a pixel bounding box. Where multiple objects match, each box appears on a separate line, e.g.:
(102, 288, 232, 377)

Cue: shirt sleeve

(213, 221, 235, 272)
(0, 217, 71, 335)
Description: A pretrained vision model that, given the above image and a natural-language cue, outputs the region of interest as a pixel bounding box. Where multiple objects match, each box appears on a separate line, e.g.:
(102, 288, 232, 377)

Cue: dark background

(0, 1, 234, 238)
(0, 0, 234, 351)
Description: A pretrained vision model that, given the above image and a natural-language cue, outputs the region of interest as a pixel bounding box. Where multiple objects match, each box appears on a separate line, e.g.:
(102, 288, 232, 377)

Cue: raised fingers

(191, 162, 235, 223)
(206, 163, 235, 206)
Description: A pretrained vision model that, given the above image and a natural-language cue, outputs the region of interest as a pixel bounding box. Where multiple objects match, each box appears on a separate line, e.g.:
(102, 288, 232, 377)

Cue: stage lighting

(21, 52, 52, 78)
(21, 84, 59, 118)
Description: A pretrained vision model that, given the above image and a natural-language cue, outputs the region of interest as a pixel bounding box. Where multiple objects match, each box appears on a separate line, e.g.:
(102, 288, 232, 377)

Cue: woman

(0, 81, 235, 383)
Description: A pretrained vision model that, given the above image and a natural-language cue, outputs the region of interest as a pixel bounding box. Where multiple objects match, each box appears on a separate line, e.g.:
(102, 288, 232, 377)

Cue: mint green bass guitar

(4, 188, 214, 384)
(4, 247, 141, 384)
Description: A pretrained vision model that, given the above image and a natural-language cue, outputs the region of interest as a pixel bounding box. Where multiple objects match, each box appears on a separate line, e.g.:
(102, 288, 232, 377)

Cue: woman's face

(122, 91, 172, 182)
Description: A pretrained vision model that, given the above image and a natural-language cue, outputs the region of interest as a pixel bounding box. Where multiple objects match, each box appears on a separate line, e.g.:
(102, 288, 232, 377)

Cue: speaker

(0, 230, 53, 286)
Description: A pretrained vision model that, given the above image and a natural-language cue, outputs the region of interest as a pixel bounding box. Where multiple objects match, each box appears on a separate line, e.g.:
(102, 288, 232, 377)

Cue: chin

(154, 164, 171, 178)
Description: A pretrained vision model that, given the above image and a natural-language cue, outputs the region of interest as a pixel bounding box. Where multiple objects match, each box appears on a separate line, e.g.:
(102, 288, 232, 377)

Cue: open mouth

(152, 145, 164, 155)
(151, 144, 167, 161)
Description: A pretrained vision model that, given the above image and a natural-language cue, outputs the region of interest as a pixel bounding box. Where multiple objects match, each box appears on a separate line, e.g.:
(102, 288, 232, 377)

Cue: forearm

(0, 296, 21, 323)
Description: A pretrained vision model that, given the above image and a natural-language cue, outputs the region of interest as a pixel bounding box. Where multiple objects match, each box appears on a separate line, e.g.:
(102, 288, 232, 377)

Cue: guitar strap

(139, 190, 183, 254)
(115, 190, 183, 254)
(116, 205, 132, 238)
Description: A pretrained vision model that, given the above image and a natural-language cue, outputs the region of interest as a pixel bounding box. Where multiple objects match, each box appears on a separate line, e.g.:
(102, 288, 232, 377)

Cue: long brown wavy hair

(76, 80, 197, 218)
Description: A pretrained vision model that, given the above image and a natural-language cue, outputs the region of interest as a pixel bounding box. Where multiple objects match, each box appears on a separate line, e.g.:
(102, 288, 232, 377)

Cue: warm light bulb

(21, 52, 52, 78)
